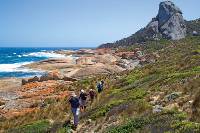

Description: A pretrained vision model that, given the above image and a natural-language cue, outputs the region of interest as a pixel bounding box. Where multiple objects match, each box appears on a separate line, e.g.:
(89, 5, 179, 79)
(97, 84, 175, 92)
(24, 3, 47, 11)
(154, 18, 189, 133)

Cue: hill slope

(186, 18, 200, 35)
(98, 1, 199, 49)
(1, 36, 199, 133)
(77, 36, 200, 132)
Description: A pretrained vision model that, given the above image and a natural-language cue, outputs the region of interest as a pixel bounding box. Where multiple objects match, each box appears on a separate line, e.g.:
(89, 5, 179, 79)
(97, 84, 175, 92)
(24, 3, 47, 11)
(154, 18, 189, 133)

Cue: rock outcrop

(22, 79, 28, 85)
(99, 1, 187, 48)
(156, 1, 186, 40)
(62, 76, 77, 82)
(28, 76, 40, 83)
(22, 71, 78, 85)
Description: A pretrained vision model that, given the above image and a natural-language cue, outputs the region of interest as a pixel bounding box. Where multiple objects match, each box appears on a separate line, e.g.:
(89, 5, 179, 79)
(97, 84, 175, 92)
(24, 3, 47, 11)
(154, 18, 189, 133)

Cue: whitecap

(17, 55, 22, 58)
(13, 53, 16, 55)
(41, 50, 47, 52)
(22, 54, 28, 57)
(0, 62, 42, 73)
(23, 52, 66, 58)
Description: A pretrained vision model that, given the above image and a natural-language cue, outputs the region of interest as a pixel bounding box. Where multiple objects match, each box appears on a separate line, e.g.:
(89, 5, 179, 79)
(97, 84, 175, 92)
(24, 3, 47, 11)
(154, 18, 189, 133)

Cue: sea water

(0, 47, 80, 78)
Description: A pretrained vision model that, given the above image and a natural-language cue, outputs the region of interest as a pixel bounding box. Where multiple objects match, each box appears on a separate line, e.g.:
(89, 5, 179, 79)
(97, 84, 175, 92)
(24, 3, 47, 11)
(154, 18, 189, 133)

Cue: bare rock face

(193, 31, 198, 36)
(147, 1, 186, 40)
(157, 1, 182, 26)
(157, 1, 186, 40)
(98, 1, 187, 48)
(63, 76, 77, 82)
(39, 70, 62, 82)
(40, 74, 56, 82)
(146, 19, 159, 34)
(22, 79, 28, 85)
(28, 76, 40, 83)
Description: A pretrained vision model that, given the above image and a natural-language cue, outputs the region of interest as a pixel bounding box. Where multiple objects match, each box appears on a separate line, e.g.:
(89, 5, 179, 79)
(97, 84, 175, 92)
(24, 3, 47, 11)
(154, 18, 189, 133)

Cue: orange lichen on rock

(1, 79, 72, 118)
(57, 91, 69, 99)
(19, 87, 55, 98)
(21, 80, 58, 91)
(21, 82, 41, 91)
(3, 108, 39, 118)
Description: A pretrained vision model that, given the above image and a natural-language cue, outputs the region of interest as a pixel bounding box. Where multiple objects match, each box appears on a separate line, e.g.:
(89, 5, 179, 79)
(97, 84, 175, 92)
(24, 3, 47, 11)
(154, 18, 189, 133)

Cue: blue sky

(0, 0, 199, 47)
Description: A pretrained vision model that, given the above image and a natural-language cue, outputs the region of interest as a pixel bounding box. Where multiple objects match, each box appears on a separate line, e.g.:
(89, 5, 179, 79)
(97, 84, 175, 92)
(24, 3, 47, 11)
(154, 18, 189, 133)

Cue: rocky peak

(155, 1, 186, 40)
(142, 1, 187, 40)
(98, 1, 188, 48)
(157, 1, 182, 26)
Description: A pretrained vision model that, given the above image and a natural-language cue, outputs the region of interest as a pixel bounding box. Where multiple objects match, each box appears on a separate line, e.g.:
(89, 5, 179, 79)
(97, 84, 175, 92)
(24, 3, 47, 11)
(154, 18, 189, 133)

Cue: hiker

(68, 92, 80, 129)
(89, 89, 96, 105)
(79, 89, 88, 112)
(97, 80, 104, 93)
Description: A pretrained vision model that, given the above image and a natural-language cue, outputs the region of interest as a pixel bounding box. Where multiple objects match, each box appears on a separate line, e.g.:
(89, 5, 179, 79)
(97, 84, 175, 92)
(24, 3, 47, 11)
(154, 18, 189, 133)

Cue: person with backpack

(79, 89, 88, 112)
(89, 89, 96, 105)
(68, 92, 80, 129)
(97, 80, 104, 93)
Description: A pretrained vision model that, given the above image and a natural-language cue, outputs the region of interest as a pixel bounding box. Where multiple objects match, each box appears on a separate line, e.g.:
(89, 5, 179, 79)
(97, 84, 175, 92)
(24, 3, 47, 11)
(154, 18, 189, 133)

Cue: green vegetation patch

(106, 111, 199, 133)
(164, 68, 200, 83)
(125, 89, 147, 101)
(172, 121, 200, 133)
(89, 88, 147, 120)
(125, 69, 144, 84)
(8, 120, 51, 133)
(90, 99, 124, 120)
(56, 126, 71, 133)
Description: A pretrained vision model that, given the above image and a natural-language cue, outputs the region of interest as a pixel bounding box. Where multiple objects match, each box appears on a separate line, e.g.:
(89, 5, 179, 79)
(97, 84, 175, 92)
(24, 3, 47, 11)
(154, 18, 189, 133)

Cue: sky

(0, 0, 199, 47)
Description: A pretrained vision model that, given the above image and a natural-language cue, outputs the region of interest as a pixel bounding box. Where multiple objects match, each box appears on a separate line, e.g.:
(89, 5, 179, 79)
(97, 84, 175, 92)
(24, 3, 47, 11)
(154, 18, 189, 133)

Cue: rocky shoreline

(0, 48, 156, 119)
(23, 48, 148, 79)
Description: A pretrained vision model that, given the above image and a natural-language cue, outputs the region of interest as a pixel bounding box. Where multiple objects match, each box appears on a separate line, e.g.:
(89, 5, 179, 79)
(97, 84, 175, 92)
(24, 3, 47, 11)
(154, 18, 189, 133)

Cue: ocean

(0, 47, 80, 78)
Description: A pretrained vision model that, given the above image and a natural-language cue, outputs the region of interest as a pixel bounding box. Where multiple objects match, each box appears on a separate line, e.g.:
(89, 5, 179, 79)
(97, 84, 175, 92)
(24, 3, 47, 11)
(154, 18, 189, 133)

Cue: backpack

(80, 93, 87, 100)
(69, 97, 80, 108)
(97, 83, 102, 93)
(89, 91, 95, 98)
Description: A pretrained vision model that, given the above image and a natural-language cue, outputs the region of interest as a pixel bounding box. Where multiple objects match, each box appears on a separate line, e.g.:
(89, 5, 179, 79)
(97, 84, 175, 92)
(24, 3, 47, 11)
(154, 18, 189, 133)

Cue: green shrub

(125, 70, 143, 84)
(171, 121, 200, 133)
(8, 120, 51, 133)
(57, 126, 71, 133)
(106, 111, 192, 133)
(90, 100, 124, 120)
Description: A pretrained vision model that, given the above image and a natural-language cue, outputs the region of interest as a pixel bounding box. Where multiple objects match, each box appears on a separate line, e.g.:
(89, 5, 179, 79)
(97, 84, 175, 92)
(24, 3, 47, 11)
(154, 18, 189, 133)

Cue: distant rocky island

(99, 1, 200, 48)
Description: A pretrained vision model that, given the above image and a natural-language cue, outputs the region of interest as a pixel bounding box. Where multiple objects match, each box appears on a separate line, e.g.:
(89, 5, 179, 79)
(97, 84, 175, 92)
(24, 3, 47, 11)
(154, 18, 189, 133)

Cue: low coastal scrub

(106, 110, 200, 133)
(8, 120, 51, 133)
(0, 37, 199, 132)
(90, 99, 125, 120)
(0, 99, 69, 131)
(86, 37, 200, 132)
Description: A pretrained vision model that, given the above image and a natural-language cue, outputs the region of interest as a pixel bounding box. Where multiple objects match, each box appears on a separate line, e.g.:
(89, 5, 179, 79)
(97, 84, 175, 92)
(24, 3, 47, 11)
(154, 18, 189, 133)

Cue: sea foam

(0, 62, 41, 73)
(23, 52, 66, 58)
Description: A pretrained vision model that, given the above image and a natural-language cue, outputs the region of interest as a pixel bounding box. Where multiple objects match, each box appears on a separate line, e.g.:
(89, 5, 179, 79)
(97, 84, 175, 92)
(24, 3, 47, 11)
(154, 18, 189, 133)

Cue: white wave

(17, 55, 22, 58)
(23, 52, 66, 58)
(13, 53, 16, 55)
(0, 62, 42, 73)
(41, 50, 47, 52)
(22, 54, 29, 57)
